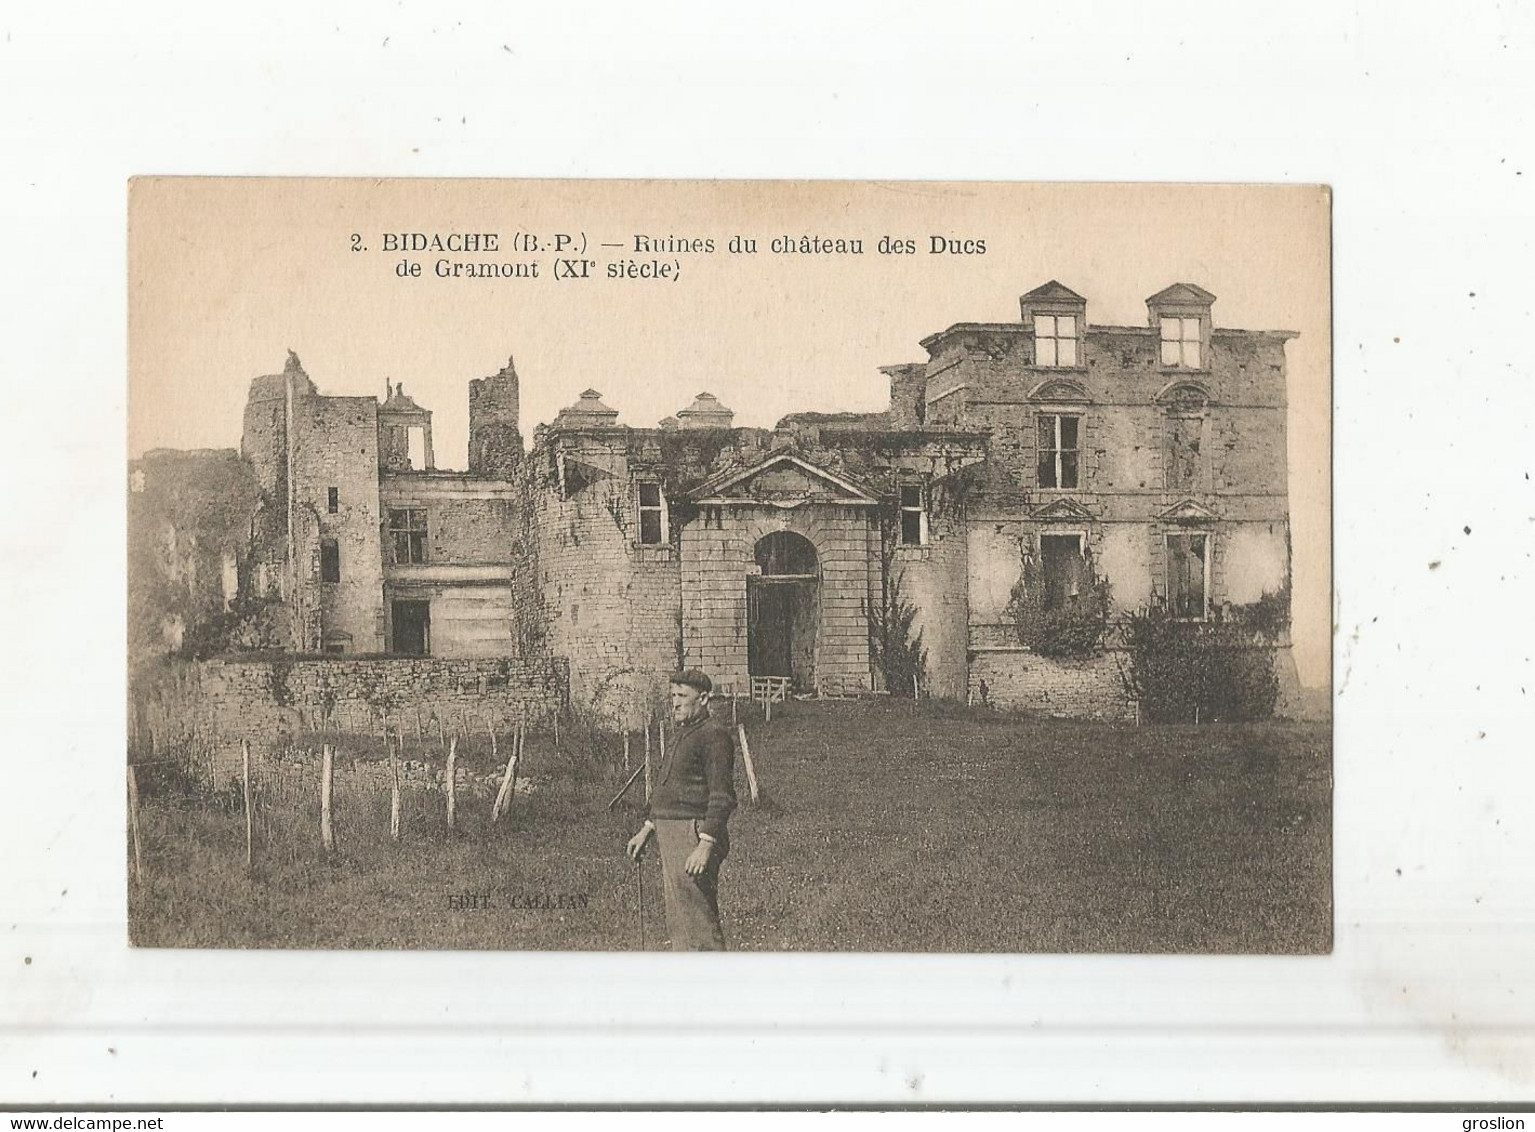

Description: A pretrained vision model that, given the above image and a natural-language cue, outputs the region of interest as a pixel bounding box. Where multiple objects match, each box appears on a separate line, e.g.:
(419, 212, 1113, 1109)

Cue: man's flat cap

(669, 669, 713, 693)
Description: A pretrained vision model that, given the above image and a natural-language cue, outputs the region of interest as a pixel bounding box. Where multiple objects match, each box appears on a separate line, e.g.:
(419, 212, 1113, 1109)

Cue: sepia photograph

(125, 178, 1331, 954)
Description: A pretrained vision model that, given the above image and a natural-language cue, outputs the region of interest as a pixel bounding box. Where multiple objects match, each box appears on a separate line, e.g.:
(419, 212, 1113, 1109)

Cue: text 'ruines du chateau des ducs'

(355, 231, 988, 284)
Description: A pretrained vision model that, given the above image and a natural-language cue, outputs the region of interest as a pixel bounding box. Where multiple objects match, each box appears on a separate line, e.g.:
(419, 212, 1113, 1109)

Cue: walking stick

(636, 859, 646, 950)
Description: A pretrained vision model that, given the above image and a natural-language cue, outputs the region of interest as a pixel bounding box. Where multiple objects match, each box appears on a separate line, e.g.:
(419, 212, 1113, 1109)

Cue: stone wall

(971, 643, 1303, 721)
(137, 656, 569, 740)
(969, 649, 1136, 721)
(530, 445, 681, 726)
(893, 480, 969, 699)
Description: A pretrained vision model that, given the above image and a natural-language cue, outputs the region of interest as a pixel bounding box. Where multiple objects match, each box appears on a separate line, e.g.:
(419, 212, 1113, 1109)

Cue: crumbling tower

(468, 355, 524, 477)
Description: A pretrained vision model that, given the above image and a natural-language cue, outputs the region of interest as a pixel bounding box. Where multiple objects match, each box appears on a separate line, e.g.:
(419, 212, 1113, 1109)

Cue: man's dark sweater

(647, 710, 737, 842)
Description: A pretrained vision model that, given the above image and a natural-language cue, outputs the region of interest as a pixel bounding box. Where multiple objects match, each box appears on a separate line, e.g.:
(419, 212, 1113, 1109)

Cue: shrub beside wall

(1117, 609, 1281, 723)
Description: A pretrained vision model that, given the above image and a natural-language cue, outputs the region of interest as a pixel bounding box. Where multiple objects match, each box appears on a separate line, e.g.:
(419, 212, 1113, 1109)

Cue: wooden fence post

(391, 727, 405, 841)
(643, 720, 652, 802)
(487, 725, 499, 818)
(491, 726, 520, 823)
(241, 739, 254, 869)
(320, 744, 335, 852)
(126, 765, 144, 882)
(736, 724, 760, 805)
(623, 730, 631, 771)
(445, 732, 458, 831)
(513, 719, 523, 796)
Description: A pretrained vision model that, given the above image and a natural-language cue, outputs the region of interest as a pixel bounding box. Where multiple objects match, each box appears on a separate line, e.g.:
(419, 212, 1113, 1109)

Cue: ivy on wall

(1004, 551, 1113, 659)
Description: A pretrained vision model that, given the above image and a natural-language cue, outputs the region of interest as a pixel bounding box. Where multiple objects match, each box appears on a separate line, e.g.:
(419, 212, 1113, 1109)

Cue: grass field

(128, 698, 1332, 953)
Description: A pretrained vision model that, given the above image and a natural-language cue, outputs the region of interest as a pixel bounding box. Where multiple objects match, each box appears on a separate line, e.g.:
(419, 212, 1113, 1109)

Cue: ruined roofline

(536, 422, 772, 445)
(137, 446, 241, 462)
(379, 467, 513, 481)
(919, 323, 1028, 349)
(774, 410, 890, 429)
(815, 427, 989, 445)
(1090, 324, 1300, 340)
(920, 322, 1299, 350)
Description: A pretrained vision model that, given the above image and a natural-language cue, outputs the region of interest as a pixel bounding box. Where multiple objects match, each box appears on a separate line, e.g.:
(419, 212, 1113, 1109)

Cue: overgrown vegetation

(1005, 553, 1113, 658)
(1117, 603, 1284, 723)
(866, 568, 927, 696)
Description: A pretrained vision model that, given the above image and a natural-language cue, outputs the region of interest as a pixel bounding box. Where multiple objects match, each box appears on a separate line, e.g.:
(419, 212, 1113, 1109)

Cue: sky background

(129, 179, 1330, 685)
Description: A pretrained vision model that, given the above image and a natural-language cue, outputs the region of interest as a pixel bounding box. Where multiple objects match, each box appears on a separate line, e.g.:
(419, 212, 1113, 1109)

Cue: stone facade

(133, 277, 1296, 724)
(136, 656, 569, 740)
(969, 649, 1136, 721)
(918, 281, 1295, 711)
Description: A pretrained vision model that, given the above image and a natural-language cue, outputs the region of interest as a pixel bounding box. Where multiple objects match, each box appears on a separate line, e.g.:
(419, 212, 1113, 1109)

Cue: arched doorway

(748, 531, 819, 689)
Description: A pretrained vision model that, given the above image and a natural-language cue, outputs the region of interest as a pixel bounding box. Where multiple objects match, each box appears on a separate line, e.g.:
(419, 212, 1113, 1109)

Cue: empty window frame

(1160, 316, 1203, 368)
(1165, 532, 1211, 619)
(388, 508, 428, 564)
(1034, 313, 1078, 367)
(1037, 414, 1081, 489)
(637, 482, 668, 544)
(1039, 533, 1086, 610)
(899, 484, 928, 546)
(320, 538, 341, 583)
(327, 486, 339, 513)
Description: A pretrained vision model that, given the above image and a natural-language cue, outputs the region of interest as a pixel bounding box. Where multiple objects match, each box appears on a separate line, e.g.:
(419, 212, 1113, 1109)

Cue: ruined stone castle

(129, 281, 1299, 723)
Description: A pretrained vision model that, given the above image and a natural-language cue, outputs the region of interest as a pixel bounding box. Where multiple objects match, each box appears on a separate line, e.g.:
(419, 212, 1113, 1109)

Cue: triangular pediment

(554, 451, 613, 497)
(1020, 280, 1086, 304)
(1030, 497, 1095, 522)
(1156, 498, 1218, 523)
(687, 452, 878, 508)
(1147, 282, 1216, 306)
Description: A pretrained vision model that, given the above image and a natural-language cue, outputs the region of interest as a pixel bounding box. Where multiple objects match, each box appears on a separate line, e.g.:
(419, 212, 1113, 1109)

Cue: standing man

(626, 670, 737, 950)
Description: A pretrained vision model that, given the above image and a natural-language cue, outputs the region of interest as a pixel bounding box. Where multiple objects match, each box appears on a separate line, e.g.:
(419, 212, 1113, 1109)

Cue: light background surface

(5, 0, 1535, 1106)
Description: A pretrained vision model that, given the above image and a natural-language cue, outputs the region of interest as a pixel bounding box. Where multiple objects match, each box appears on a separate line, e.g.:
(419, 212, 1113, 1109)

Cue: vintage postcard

(126, 179, 1331, 953)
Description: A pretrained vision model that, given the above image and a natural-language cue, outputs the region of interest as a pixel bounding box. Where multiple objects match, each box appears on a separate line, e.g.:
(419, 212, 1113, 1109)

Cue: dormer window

(1019, 280, 1088, 370)
(1146, 283, 1216, 371)
(1034, 314, 1078, 367)
(1160, 316, 1203, 368)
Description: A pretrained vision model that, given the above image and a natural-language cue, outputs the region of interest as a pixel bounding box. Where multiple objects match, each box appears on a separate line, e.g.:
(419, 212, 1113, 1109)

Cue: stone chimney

(552, 389, 621, 430)
(881, 364, 928, 429)
(674, 391, 734, 430)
